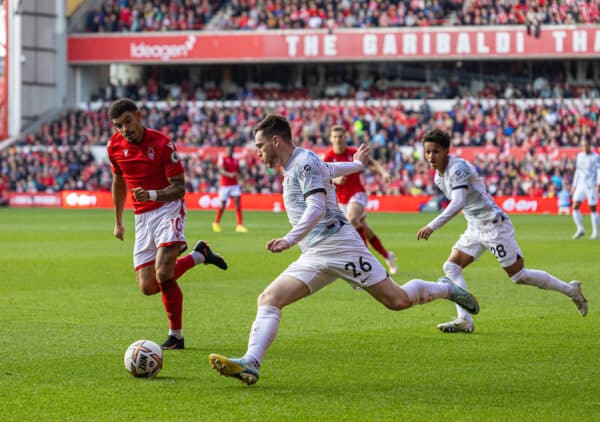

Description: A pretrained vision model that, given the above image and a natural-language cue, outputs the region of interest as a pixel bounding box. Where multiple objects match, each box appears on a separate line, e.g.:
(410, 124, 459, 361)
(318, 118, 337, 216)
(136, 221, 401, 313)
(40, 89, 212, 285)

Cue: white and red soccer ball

(124, 340, 163, 378)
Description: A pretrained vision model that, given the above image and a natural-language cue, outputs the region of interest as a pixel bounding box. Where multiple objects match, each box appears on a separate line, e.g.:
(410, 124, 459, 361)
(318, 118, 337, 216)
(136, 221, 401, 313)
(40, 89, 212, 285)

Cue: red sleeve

(107, 139, 122, 174)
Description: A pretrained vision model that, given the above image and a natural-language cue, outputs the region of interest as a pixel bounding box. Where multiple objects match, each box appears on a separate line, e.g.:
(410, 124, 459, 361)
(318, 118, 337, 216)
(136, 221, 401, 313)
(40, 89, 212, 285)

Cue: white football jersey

(283, 147, 347, 250)
(435, 156, 506, 226)
(573, 151, 600, 190)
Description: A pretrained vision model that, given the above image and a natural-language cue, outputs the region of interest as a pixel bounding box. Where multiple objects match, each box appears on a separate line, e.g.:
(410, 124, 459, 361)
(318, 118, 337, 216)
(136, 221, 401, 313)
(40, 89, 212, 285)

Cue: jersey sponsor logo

(171, 151, 180, 163)
(147, 146, 155, 160)
(303, 165, 312, 172)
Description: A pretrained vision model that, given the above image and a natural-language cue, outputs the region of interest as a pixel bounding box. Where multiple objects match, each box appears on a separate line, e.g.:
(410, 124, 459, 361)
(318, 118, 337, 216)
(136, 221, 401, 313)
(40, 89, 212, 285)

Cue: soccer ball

(124, 340, 163, 378)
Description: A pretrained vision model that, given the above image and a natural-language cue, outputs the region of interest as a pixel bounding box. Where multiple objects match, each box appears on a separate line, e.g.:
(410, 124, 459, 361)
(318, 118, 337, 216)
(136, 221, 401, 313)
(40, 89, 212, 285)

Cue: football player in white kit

(416, 129, 588, 334)
(571, 137, 600, 240)
(209, 115, 480, 385)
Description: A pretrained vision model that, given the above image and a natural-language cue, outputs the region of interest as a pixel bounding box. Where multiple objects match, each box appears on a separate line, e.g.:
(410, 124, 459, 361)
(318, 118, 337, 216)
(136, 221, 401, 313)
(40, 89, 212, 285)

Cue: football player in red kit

(323, 125, 398, 275)
(213, 144, 248, 233)
(108, 98, 228, 350)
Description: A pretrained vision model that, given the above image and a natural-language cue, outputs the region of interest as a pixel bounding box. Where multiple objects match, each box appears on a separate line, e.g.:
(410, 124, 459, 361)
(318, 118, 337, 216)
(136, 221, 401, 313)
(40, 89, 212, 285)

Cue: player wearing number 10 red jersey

(107, 98, 228, 350)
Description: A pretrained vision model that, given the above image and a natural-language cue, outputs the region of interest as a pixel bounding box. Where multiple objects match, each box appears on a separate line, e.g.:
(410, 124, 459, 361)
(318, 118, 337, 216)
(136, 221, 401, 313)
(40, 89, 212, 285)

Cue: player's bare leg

(363, 219, 398, 275)
(234, 196, 248, 233)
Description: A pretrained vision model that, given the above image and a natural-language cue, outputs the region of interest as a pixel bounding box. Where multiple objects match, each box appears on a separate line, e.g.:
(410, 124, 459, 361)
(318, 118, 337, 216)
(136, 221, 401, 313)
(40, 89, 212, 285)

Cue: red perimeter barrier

(37, 191, 587, 214)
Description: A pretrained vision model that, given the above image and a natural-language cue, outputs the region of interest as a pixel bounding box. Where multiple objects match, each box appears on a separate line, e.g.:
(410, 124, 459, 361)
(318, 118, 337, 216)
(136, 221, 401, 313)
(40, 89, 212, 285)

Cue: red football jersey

(107, 128, 184, 214)
(322, 146, 365, 205)
(218, 155, 240, 187)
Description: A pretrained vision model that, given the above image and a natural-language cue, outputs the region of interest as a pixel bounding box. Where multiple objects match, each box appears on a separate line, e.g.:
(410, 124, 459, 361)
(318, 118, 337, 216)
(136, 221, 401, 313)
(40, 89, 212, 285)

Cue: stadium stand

(84, 0, 600, 32)
(85, 0, 224, 32)
(1, 97, 596, 199)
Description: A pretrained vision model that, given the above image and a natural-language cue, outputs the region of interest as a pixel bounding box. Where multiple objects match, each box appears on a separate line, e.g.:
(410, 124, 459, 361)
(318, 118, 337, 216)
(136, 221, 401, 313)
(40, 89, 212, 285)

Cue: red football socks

(159, 278, 183, 330)
(174, 254, 195, 280)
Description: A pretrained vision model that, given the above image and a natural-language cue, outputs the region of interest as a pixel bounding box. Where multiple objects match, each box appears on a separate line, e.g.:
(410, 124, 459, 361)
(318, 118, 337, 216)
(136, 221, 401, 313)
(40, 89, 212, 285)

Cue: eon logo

(65, 192, 97, 207)
(198, 195, 223, 208)
(130, 35, 196, 62)
(501, 197, 538, 212)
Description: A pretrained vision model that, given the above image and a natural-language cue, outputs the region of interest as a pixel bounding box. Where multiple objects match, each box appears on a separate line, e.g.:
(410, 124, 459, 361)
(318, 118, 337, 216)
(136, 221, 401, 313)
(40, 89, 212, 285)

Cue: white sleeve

(283, 192, 326, 246)
(325, 161, 364, 178)
(427, 188, 467, 231)
(597, 157, 600, 185)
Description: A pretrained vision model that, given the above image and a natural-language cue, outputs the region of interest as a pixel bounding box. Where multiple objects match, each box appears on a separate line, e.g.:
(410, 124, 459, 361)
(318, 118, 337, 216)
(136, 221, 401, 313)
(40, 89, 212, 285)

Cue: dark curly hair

(108, 98, 138, 120)
(423, 128, 451, 149)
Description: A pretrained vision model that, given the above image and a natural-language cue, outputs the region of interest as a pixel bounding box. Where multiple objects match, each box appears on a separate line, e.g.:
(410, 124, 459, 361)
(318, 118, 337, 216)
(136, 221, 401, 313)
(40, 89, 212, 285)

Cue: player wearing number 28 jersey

(416, 129, 588, 334)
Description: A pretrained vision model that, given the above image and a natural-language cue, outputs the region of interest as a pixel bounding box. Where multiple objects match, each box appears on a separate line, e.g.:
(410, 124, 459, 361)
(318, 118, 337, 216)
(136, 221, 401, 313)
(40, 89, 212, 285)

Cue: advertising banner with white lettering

(68, 26, 600, 64)
(54, 191, 591, 214)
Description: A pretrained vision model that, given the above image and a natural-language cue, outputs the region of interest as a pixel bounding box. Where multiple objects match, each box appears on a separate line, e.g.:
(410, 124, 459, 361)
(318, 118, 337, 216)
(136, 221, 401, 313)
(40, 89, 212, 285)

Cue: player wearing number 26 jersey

(416, 129, 588, 335)
(208, 115, 481, 386)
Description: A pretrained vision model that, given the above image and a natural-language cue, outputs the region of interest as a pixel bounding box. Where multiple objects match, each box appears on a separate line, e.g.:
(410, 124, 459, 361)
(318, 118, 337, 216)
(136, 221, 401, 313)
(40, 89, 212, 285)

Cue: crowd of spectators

(1, 97, 598, 201)
(93, 74, 600, 104)
(84, 0, 600, 32)
(85, 0, 224, 32)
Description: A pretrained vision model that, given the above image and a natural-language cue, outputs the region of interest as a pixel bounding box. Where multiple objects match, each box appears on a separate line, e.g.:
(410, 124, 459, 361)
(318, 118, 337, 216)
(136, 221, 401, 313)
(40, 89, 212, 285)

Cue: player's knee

(155, 268, 173, 284)
(257, 290, 275, 307)
(140, 284, 158, 295)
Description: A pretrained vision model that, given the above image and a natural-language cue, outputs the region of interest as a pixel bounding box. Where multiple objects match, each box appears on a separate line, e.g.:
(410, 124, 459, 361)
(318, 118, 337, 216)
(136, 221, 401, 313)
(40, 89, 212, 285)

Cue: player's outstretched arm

(417, 188, 467, 240)
(326, 144, 371, 179)
(112, 172, 127, 241)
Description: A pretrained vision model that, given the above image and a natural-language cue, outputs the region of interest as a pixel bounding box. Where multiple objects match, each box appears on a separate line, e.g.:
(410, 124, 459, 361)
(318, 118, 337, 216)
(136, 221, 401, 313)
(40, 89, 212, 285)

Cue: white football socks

(244, 305, 281, 367)
(591, 212, 598, 236)
(511, 268, 572, 296)
(443, 261, 472, 321)
(400, 279, 450, 305)
(190, 251, 204, 265)
(573, 209, 584, 232)
(169, 329, 183, 339)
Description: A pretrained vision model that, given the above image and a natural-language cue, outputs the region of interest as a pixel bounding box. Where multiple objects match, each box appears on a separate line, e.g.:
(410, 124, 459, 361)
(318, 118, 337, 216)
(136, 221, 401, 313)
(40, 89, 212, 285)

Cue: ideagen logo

(130, 35, 197, 62)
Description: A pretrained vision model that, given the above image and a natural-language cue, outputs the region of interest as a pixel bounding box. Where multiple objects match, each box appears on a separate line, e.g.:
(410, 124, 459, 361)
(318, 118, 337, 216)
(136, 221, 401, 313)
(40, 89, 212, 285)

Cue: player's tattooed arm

(132, 173, 185, 202)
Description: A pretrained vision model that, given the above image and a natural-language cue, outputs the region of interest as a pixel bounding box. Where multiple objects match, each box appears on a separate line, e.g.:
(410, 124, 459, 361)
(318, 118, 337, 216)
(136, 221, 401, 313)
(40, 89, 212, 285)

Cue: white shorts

(572, 186, 598, 206)
(340, 192, 367, 218)
(218, 185, 242, 202)
(133, 200, 187, 270)
(453, 216, 523, 268)
(280, 224, 388, 294)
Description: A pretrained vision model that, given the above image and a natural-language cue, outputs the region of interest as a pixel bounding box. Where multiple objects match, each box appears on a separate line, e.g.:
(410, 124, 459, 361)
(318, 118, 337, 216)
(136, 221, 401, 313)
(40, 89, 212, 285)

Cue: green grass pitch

(1, 208, 599, 420)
